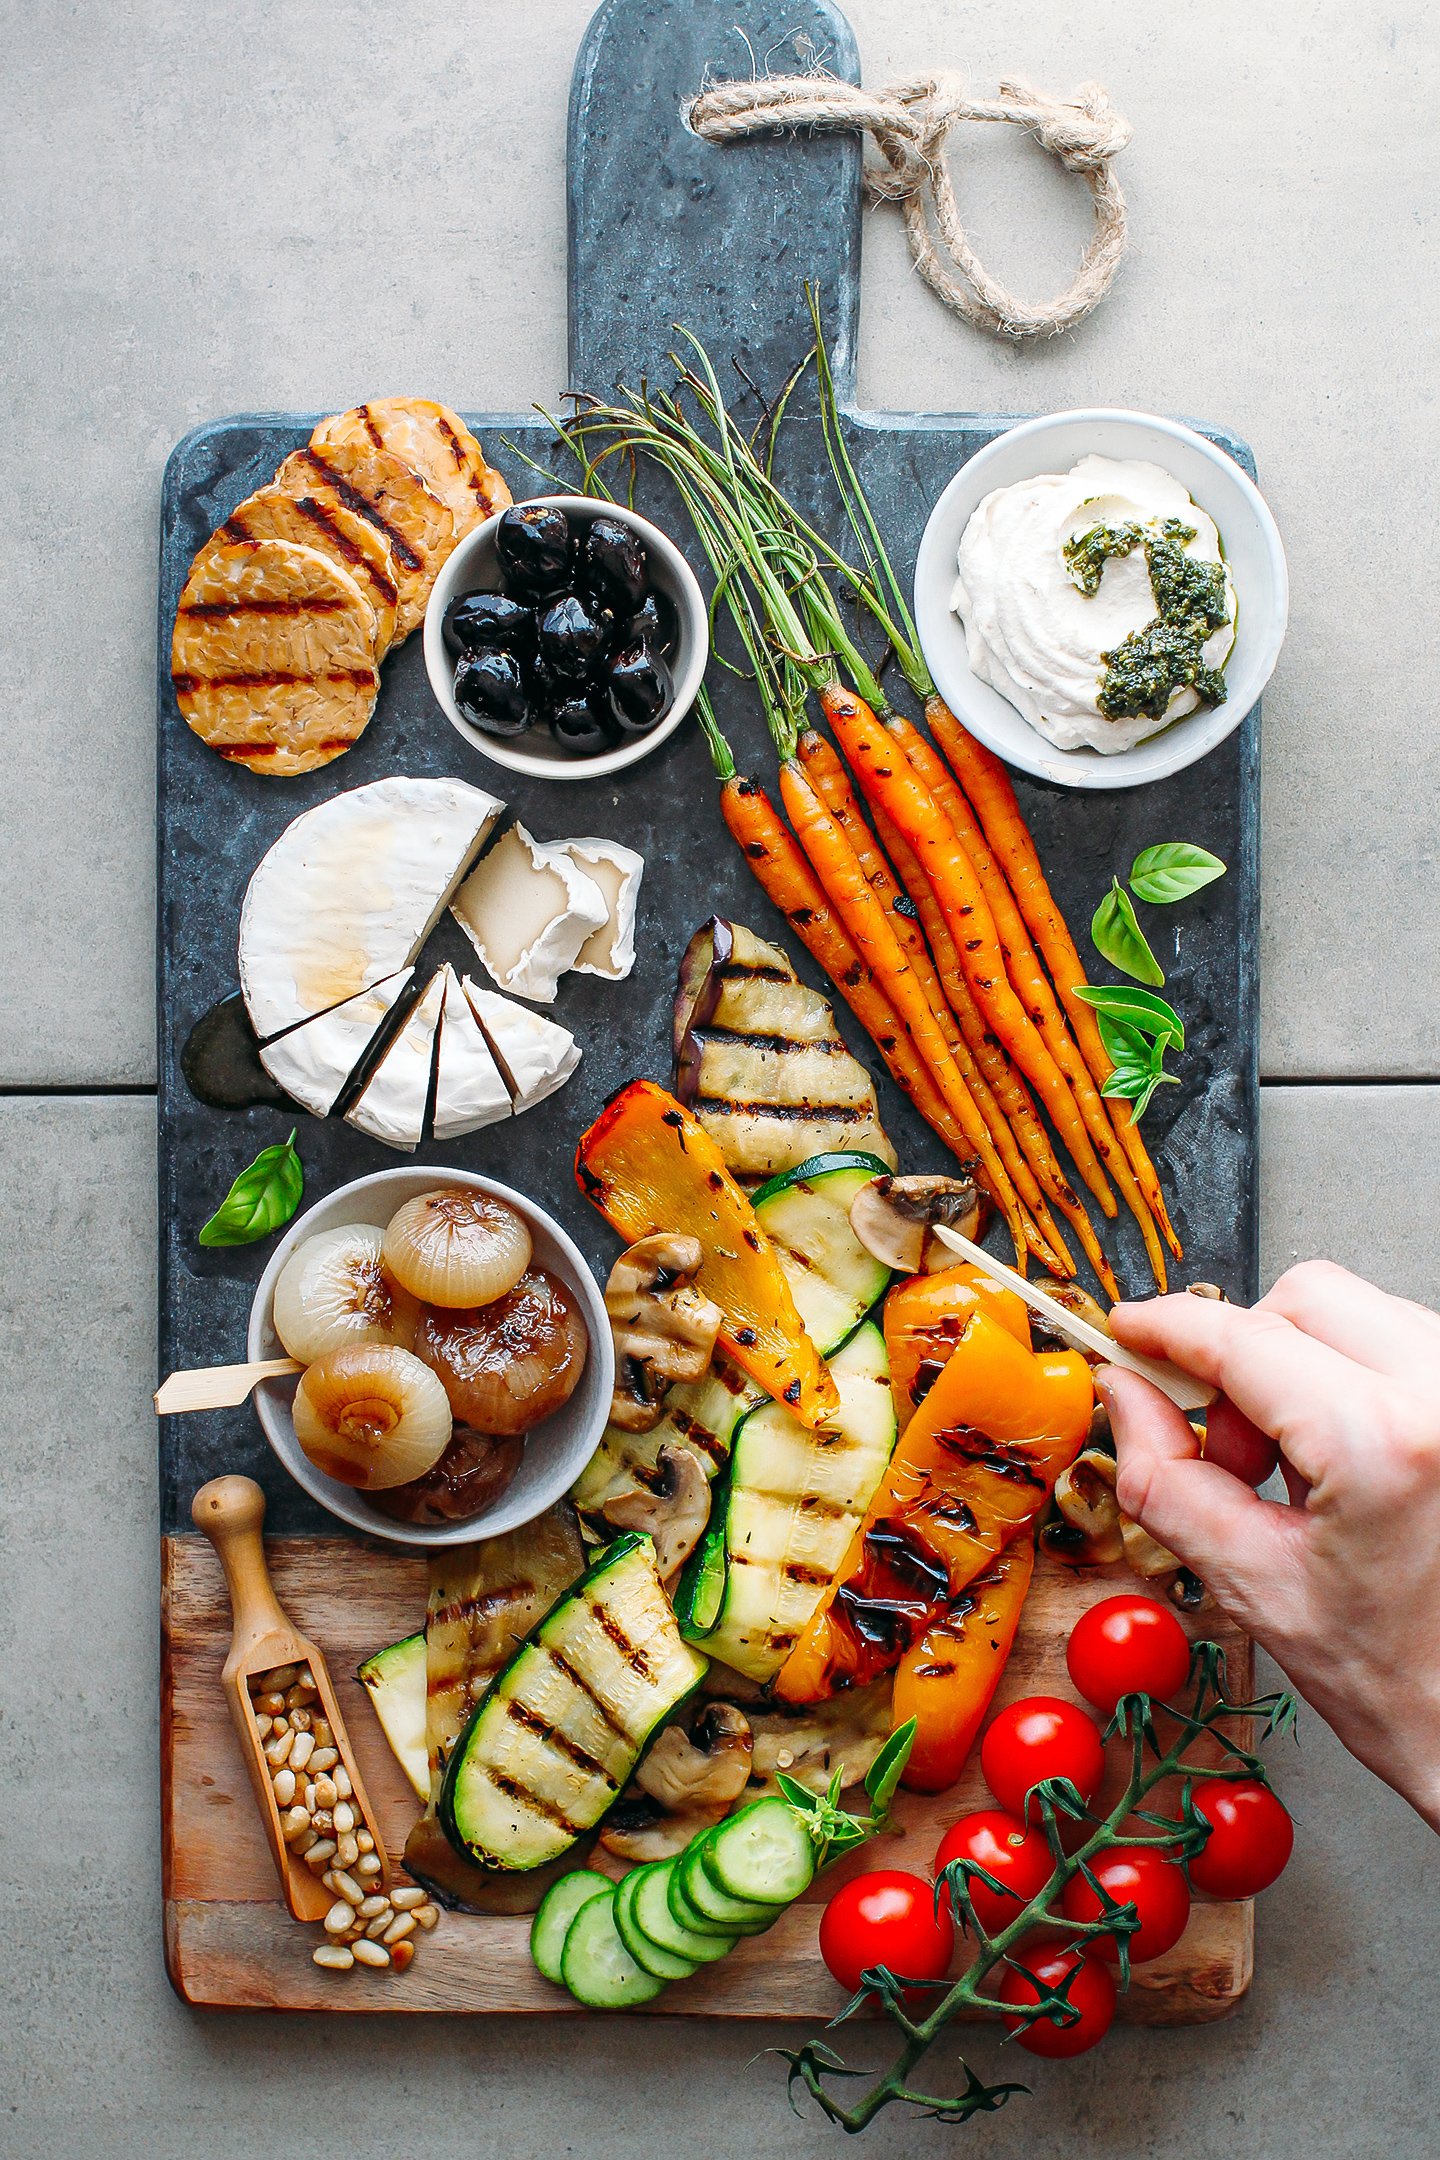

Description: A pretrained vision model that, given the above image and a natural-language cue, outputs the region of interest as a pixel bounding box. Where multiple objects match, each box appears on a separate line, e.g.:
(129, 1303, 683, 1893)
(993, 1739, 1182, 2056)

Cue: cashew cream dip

(952, 455, 1237, 755)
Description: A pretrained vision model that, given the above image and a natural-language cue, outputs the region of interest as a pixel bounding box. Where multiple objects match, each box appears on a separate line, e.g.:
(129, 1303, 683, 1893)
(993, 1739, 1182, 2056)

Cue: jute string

(686, 72, 1132, 341)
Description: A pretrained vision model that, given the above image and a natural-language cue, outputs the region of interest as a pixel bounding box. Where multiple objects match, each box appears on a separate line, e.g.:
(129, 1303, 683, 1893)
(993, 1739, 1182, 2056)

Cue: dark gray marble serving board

(156, 0, 1259, 1535)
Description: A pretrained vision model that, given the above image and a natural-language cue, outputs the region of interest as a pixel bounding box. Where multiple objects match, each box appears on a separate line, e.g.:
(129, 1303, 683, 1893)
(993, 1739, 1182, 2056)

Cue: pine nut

(389, 1887, 426, 1911)
(296, 1666, 314, 1689)
(333, 1766, 353, 1800)
(352, 1939, 389, 1969)
(336, 1833, 360, 1869)
(323, 1901, 353, 1935)
(304, 1838, 337, 1874)
(289, 1730, 315, 1773)
(280, 1806, 311, 1843)
(272, 1768, 297, 1808)
(294, 1827, 319, 1857)
(309, 1747, 339, 1773)
(253, 1713, 274, 1740)
(356, 1829, 375, 1854)
(288, 1706, 313, 1733)
(331, 1869, 364, 1906)
(312, 1719, 333, 1749)
(355, 1853, 382, 1879)
(264, 1728, 295, 1767)
(383, 1913, 417, 1946)
(365, 1911, 393, 1940)
(312, 1944, 354, 1971)
(257, 1690, 286, 1717)
(313, 1774, 337, 1811)
(332, 1801, 355, 1835)
(414, 1904, 439, 1931)
(285, 1682, 317, 1709)
(268, 1664, 300, 1691)
(389, 1939, 416, 1973)
(311, 1808, 333, 1834)
(358, 1895, 389, 1920)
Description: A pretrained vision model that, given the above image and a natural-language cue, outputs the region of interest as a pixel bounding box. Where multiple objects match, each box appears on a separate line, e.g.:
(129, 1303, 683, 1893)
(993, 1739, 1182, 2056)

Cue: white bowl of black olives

(424, 495, 709, 779)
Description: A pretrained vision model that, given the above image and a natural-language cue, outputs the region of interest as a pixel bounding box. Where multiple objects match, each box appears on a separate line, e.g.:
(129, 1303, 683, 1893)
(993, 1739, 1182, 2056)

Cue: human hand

(1101, 1261, 1440, 1831)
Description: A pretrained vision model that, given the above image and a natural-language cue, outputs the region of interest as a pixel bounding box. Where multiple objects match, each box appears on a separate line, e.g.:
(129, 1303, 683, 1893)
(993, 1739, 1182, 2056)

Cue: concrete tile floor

(3, 0, 1438, 2153)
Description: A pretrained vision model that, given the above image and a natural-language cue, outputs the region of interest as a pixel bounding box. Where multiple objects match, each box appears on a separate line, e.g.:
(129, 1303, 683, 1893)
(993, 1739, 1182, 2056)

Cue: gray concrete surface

(4, 1, 1438, 2155)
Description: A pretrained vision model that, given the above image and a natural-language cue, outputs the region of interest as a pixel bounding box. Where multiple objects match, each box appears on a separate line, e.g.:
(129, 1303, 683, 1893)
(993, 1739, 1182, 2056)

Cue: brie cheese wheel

(431, 964, 512, 1140)
(462, 978, 581, 1113)
(259, 968, 413, 1119)
(345, 968, 446, 1152)
(240, 775, 504, 1043)
(558, 837, 645, 980)
(450, 823, 607, 1004)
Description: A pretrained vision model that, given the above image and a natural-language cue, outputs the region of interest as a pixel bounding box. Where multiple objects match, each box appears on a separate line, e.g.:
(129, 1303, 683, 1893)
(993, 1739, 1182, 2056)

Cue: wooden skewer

(930, 1224, 1217, 1415)
(154, 1357, 302, 1414)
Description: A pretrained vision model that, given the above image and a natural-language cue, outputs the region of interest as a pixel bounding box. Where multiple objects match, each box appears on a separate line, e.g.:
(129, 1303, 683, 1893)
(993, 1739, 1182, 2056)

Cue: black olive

(549, 693, 616, 758)
(606, 639, 674, 735)
(494, 503, 572, 598)
(626, 587, 678, 655)
(453, 648, 529, 737)
(443, 590, 535, 659)
(538, 591, 613, 680)
(583, 515, 649, 613)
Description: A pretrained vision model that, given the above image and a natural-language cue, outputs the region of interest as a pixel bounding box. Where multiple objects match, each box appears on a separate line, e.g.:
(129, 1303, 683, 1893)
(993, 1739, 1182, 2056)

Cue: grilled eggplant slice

(439, 1533, 707, 1871)
(673, 920, 895, 1179)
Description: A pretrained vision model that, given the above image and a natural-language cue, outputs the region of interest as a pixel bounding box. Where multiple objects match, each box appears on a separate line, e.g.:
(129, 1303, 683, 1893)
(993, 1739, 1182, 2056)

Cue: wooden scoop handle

(191, 1475, 297, 1665)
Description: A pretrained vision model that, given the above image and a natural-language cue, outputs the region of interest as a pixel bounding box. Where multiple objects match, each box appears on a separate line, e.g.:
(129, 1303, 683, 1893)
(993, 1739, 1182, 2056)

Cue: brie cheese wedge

(259, 968, 413, 1119)
(240, 775, 504, 1043)
(450, 823, 607, 1004)
(558, 837, 645, 980)
(345, 968, 446, 1152)
(431, 964, 512, 1139)
(462, 977, 581, 1113)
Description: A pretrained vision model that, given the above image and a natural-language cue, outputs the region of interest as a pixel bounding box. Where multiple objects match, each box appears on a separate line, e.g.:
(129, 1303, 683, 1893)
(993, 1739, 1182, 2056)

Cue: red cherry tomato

(1060, 1845, 1191, 1963)
(980, 1696, 1105, 1821)
(934, 1810, 1053, 1938)
(1066, 1595, 1193, 1715)
(1188, 1780, 1294, 1898)
(998, 1945, 1117, 2058)
(818, 1870, 955, 2001)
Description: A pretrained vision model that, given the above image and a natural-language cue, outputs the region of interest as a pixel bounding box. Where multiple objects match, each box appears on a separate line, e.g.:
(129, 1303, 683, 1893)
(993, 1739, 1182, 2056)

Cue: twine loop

(686, 70, 1133, 341)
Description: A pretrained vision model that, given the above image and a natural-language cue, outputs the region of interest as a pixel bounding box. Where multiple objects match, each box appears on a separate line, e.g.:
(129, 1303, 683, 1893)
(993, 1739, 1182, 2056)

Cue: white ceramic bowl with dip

(913, 410, 1288, 790)
(247, 1166, 613, 1549)
(424, 495, 709, 783)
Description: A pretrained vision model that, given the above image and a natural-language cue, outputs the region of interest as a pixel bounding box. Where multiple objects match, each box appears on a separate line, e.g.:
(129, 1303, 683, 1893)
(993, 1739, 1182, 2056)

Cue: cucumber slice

(559, 1885, 666, 2009)
(633, 1860, 737, 1965)
(529, 1869, 612, 1986)
(679, 1836, 779, 1930)
(667, 1865, 748, 1943)
(706, 1798, 816, 1905)
(752, 1153, 893, 1356)
(614, 1867, 699, 1981)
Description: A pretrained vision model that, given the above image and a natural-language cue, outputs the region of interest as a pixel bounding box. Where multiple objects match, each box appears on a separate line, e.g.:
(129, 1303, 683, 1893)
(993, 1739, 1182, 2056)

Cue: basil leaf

(864, 1718, 916, 1824)
(198, 1131, 304, 1248)
(1074, 984, 1184, 1049)
(1130, 842, 1227, 905)
(1092, 878, 1165, 987)
(1096, 1012, 1155, 1070)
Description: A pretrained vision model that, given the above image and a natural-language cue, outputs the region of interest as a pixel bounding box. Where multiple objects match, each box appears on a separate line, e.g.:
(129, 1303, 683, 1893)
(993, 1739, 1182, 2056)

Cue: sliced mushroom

(1187, 1282, 1228, 1302)
(849, 1174, 983, 1274)
(1120, 1514, 1184, 1579)
(635, 1702, 753, 1811)
(598, 1790, 727, 1862)
(1043, 1448, 1124, 1565)
(605, 1233, 724, 1433)
(599, 1442, 712, 1587)
(742, 1677, 896, 1797)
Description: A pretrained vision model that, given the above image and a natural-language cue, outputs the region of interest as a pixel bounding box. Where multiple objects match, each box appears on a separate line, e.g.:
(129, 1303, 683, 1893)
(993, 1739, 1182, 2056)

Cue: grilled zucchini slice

(356, 1632, 428, 1801)
(752, 1152, 893, 1355)
(571, 1353, 763, 1517)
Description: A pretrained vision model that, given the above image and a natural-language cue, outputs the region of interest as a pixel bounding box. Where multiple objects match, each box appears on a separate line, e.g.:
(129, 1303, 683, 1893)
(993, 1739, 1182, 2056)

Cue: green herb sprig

(198, 1132, 304, 1248)
(779, 1720, 916, 1869)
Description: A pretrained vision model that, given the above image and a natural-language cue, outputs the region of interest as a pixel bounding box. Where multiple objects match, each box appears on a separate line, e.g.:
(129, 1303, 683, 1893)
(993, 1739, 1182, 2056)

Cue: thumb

(1099, 1366, 1302, 1638)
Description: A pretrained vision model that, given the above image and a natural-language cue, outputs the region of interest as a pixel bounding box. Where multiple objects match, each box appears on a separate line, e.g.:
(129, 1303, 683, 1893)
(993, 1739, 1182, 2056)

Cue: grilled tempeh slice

(274, 441, 455, 641)
(210, 479, 401, 657)
(170, 538, 379, 776)
(439, 1533, 706, 1871)
(674, 919, 896, 1179)
(312, 398, 511, 532)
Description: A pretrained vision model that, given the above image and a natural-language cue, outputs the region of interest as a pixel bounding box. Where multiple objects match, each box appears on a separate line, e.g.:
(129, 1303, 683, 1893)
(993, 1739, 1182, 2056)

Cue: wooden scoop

(191, 1474, 389, 1921)
(156, 1358, 302, 1414)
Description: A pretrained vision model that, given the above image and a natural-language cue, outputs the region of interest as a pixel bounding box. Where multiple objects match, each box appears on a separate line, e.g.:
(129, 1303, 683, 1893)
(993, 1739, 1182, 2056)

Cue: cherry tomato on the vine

(980, 1696, 1105, 1822)
(818, 1870, 954, 2002)
(934, 1810, 1053, 1938)
(998, 1945, 1117, 2058)
(1060, 1845, 1191, 1963)
(1066, 1595, 1193, 1716)
(1187, 1780, 1294, 1898)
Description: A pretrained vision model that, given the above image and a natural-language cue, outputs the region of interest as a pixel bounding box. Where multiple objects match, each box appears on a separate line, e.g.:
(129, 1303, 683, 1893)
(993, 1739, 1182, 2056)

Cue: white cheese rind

(462, 978, 581, 1114)
(431, 964, 512, 1140)
(239, 775, 505, 1042)
(558, 836, 645, 980)
(450, 823, 607, 1004)
(258, 969, 413, 1119)
(345, 968, 446, 1152)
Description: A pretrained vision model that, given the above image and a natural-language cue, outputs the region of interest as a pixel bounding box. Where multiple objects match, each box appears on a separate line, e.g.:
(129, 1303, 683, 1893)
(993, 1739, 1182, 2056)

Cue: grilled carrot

(818, 681, 1119, 1220)
(795, 729, 1072, 1277)
(928, 705, 1182, 1263)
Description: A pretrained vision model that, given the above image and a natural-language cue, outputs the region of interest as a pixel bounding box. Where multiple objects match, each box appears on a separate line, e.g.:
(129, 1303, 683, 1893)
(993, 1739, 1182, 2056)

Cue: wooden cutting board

(157, 0, 1262, 2019)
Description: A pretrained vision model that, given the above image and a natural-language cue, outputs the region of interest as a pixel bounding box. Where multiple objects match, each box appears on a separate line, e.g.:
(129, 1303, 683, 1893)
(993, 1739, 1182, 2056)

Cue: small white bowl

(424, 494, 709, 782)
(247, 1166, 613, 1548)
(913, 409, 1288, 791)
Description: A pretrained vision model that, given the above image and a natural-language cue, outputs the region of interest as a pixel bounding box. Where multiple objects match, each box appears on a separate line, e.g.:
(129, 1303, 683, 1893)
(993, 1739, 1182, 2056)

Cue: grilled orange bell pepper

(774, 1308, 1091, 1701)
(892, 1540, 1035, 1792)
(884, 1264, 1031, 1431)
(576, 1079, 838, 1427)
